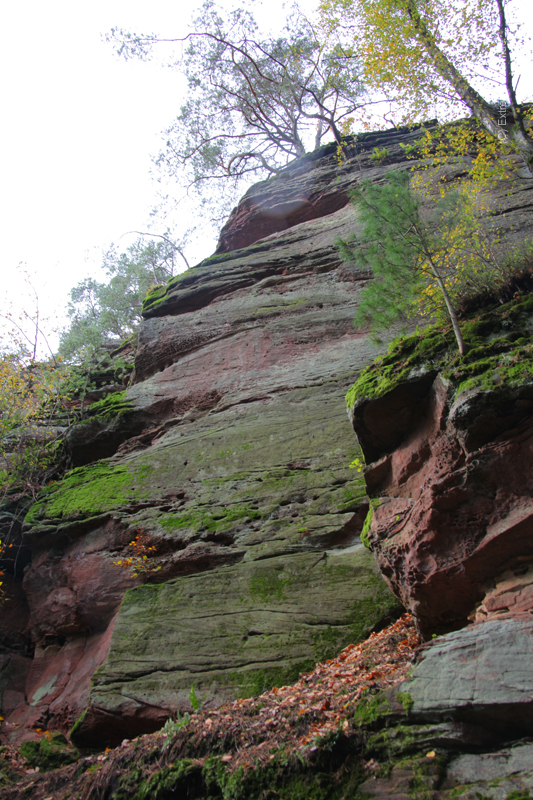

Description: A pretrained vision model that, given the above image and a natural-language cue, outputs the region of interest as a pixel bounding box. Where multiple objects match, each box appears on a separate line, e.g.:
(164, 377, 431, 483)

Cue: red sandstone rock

(3, 123, 533, 750)
(354, 375, 533, 637)
(2, 625, 115, 744)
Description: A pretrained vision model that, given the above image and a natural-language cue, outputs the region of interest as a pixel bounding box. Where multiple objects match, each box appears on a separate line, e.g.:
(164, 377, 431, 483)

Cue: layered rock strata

(2, 121, 533, 752)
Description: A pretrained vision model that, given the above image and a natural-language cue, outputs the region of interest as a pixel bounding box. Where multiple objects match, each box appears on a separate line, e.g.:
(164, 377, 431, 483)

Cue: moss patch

(396, 691, 414, 715)
(19, 733, 79, 772)
(141, 268, 201, 315)
(346, 293, 533, 410)
(88, 390, 134, 421)
(360, 499, 381, 548)
(352, 691, 390, 726)
(124, 748, 366, 800)
(25, 460, 154, 523)
(159, 503, 261, 534)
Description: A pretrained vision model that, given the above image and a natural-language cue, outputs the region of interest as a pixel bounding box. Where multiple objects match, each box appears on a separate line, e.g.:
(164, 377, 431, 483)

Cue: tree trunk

(404, 0, 533, 171)
(413, 220, 467, 355)
(424, 254, 467, 355)
(314, 119, 324, 150)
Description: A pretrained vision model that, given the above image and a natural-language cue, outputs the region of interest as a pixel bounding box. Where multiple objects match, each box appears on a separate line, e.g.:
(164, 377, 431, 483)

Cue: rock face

(214, 127, 433, 254)
(73, 549, 393, 746)
(347, 297, 533, 636)
(402, 617, 533, 735)
(2, 121, 533, 759)
(3, 127, 443, 748)
(345, 289, 533, 797)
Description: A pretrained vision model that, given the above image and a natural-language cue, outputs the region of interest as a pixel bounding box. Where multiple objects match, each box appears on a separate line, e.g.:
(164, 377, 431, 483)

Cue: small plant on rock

(112, 530, 161, 577)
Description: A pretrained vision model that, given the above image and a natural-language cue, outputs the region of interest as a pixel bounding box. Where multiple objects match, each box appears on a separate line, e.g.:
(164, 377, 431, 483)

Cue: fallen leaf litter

(0, 614, 419, 798)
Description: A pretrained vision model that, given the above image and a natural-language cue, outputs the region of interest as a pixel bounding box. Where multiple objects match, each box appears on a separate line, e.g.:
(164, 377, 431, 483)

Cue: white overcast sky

(0, 0, 321, 347)
(0, 0, 532, 350)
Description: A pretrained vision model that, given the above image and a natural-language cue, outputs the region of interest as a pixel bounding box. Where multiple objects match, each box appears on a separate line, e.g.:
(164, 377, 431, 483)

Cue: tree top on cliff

(319, 0, 533, 169)
(107, 2, 369, 225)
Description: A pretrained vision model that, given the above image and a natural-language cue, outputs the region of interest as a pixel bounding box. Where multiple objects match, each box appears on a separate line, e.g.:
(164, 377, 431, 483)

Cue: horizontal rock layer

(72, 547, 397, 747)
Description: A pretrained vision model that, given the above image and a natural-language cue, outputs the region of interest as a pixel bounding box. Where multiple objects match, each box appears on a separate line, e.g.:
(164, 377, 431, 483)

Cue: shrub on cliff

(0, 354, 71, 499)
(0, 270, 74, 508)
(337, 170, 523, 354)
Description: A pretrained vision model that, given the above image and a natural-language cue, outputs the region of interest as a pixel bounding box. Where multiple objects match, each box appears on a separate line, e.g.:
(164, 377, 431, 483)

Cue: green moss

(365, 726, 437, 763)
(346, 293, 533, 410)
(401, 754, 448, 800)
(353, 691, 390, 726)
(128, 744, 366, 800)
(360, 510, 373, 547)
(18, 741, 39, 762)
(339, 478, 367, 512)
(142, 284, 165, 301)
(249, 566, 291, 602)
(19, 733, 79, 772)
(360, 500, 381, 548)
(134, 759, 204, 800)
(25, 460, 155, 522)
(88, 390, 134, 421)
(69, 707, 87, 741)
(159, 503, 261, 534)
(396, 692, 414, 715)
(141, 268, 201, 315)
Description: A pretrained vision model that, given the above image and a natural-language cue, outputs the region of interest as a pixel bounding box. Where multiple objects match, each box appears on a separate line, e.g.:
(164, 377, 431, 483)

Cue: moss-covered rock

(24, 459, 155, 525)
(19, 733, 79, 772)
(72, 547, 401, 746)
(87, 390, 134, 421)
(346, 294, 533, 411)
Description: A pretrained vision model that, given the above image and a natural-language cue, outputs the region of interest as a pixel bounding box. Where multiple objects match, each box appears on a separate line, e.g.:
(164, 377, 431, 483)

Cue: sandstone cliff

(2, 122, 533, 799)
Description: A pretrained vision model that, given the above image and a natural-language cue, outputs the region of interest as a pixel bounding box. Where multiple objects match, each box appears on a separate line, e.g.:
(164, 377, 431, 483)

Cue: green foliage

(338, 169, 519, 353)
(161, 713, 191, 741)
(189, 684, 202, 713)
(399, 140, 421, 157)
(338, 171, 429, 334)
(370, 146, 389, 162)
(319, 0, 533, 167)
(108, 2, 367, 225)
(58, 237, 183, 364)
(0, 354, 74, 507)
(160, 686, 203, 751)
